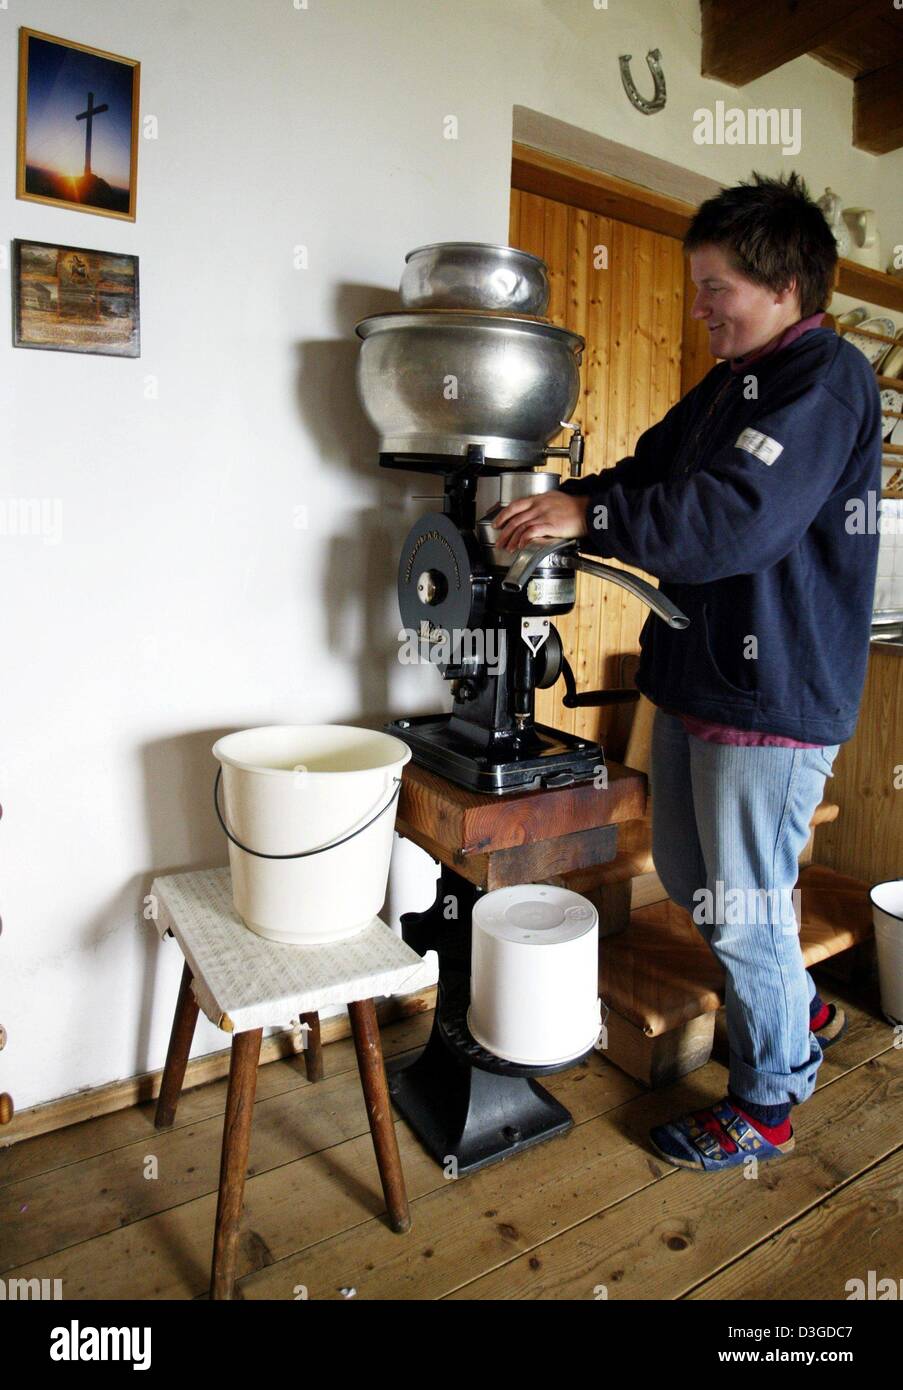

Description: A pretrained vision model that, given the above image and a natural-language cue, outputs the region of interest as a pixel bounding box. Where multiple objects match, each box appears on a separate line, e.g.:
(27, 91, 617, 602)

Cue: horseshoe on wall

(619, 49, 667, 115)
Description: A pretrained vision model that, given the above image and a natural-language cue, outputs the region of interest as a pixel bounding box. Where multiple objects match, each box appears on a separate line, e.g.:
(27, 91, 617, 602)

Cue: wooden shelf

(837, 323, 900, 348)
(835, 259, 903, 315)
(832, 325, 903, 403)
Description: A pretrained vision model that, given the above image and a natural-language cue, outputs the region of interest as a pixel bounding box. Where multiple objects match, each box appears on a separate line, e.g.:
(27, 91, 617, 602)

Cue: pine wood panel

(513, 145, 903, 314)
(817, 644, 903, 885)
(508, 190, 689, 743)
(681, 254, 715, 394)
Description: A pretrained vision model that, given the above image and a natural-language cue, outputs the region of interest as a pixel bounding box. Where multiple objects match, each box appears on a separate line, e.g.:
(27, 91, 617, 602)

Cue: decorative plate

(846, 316, 897, 367)
(836, 306, 868, 327)
(880, 388, 903, 440)
(880, 331, 903, 382)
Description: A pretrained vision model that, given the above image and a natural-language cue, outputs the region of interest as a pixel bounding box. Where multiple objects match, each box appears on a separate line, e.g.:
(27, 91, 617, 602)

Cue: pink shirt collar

(729, 312, 825, 373)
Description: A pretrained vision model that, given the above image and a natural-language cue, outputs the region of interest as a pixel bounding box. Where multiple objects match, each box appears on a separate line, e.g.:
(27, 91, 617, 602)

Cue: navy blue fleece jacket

(560, 328, 882, 743)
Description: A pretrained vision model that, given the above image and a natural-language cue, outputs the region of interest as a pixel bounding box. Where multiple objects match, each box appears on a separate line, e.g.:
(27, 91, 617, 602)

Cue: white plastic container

(870, 879, 903, 1025)
(467, 884, 602, 1067)
(212, 725, 411, 945)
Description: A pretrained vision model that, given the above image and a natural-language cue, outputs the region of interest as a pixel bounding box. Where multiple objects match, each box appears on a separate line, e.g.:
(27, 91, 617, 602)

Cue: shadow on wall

(293, 280, 401, 471)
(294, 280, 431, 730)
(101, 729, 234, 1083)
(125, 283, 438, 1064)
(142, 728, 234, 873)
(138, 722, 430, 1017)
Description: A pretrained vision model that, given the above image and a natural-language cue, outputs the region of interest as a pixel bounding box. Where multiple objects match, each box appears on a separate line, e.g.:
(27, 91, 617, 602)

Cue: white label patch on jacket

(735, 427, 784, 466)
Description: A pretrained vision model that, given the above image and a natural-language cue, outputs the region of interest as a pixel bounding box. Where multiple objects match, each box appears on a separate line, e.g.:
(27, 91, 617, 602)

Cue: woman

(494, 171, 882, 1173)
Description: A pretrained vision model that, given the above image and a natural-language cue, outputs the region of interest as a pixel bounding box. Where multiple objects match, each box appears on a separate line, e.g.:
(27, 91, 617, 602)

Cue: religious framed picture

(12, 239, 140, 358)
(16, 28, 140, 221)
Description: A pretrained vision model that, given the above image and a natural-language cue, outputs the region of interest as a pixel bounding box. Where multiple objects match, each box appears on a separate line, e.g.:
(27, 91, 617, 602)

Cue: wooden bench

(594, 862, 875, 1086)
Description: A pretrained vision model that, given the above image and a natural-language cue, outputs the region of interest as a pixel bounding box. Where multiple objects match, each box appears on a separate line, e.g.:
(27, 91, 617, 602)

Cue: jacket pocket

(699, 602, 759, 700)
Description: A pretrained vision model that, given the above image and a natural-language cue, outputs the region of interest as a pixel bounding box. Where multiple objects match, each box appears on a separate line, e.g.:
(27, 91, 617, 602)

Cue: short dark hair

(683, 171, 837, 319)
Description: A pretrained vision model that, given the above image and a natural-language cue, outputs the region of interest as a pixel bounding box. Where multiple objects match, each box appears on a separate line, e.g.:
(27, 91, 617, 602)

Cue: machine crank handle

(572, 556, 689, 629)
(559, 654, 640, 709)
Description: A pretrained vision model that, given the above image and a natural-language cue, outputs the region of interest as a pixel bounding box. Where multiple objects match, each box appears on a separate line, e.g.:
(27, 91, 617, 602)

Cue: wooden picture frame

(13, 238, 141, 358)
(17, 28, 140, 222)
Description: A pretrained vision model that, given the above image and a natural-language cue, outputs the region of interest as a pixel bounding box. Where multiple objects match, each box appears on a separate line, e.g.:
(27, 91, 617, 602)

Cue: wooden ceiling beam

(701, 0, 887, 86)
(854, 58, 903, 154)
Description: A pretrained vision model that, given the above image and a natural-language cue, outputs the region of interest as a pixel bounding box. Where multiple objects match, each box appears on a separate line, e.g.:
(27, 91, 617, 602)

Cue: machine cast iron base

(387, 864, 590, 1174)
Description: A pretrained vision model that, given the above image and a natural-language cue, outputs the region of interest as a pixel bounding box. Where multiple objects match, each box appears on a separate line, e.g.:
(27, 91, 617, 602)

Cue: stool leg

(348, 998, 411, 1234)
(210, 1028, 262, 1300)
(299, 1011, 323, 1082)
(155, 960, 199, 1129)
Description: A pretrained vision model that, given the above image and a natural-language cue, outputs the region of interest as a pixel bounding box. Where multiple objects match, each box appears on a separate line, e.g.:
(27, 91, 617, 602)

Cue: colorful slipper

(813, 1002, 848, 1050)
(649, 1098, 795, 1171)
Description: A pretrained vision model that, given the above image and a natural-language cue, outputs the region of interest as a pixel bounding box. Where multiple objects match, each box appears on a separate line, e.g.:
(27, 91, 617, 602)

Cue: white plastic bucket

(870, 879, 903, 1025)
(212, 725, 411, 944)
(467, 884, 602, 1067)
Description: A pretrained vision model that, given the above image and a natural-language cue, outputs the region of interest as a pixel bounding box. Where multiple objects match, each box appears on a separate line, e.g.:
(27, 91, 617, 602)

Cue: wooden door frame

(511, 143, 711, 395)
(511, 141, 903, 314)
(511, 142, 698, 241)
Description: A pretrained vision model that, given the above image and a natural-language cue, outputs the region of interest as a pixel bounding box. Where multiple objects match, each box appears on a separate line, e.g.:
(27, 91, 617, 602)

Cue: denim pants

(649, 708, 841, 1108)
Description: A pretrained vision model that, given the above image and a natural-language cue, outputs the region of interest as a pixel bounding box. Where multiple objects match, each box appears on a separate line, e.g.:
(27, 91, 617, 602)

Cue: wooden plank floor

(1, 970, 900, 1301)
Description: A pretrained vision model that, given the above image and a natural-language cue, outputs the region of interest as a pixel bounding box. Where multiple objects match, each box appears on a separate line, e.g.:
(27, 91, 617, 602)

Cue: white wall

(3, 0, 902, 1112)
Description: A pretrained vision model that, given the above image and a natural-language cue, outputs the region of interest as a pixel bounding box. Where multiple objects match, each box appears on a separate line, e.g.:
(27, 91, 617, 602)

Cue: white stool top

(150, 868, 438, 1034)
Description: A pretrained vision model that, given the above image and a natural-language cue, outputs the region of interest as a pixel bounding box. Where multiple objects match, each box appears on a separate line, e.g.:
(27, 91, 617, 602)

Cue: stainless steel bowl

(400, 243, 550, 315)
(355, 311, 583, 465)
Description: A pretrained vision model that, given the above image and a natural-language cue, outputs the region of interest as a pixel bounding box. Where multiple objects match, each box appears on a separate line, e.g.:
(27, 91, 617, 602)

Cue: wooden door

(509, 189, 702, 747)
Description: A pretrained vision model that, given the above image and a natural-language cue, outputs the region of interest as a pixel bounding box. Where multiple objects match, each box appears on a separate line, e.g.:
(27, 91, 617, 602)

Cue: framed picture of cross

(16, 28, 140, 222)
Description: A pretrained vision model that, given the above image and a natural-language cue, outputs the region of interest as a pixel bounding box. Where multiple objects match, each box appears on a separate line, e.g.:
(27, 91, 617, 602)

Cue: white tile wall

(875, 498, 903, 612)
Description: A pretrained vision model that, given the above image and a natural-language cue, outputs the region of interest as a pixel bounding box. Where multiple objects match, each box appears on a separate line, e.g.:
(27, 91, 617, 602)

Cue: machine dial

(397, 512, 485, 670)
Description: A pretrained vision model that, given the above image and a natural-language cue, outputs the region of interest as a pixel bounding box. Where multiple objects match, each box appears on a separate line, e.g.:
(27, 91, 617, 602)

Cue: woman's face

(689, 244, 801, 362)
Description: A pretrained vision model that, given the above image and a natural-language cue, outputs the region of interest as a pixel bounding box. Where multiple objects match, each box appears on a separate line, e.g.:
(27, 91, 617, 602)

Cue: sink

(871, 610, 903, 644)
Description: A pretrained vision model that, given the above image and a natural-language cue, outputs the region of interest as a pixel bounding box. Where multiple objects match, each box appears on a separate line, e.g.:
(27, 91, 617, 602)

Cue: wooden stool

(149, 868, 439, 1299)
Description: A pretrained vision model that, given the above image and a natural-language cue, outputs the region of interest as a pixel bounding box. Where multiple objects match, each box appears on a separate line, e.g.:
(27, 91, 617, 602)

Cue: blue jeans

(649, 708, 841, 1108)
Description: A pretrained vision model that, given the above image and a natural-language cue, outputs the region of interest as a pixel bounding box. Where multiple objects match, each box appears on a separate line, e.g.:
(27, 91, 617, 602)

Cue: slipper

(649, 1098, 795, 1171)
(813, 1002, 848, 1051)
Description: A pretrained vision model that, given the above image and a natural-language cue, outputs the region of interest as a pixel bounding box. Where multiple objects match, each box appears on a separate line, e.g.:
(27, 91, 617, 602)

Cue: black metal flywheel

(397, 512, 480, 654)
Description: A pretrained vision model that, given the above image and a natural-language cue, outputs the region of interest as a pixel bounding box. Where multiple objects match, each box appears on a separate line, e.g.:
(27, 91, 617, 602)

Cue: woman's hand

(493, 490, 590, 553)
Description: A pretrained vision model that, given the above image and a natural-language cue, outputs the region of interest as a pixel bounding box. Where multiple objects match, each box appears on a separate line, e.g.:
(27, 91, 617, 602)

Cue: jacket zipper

(682, 374, 736, 476)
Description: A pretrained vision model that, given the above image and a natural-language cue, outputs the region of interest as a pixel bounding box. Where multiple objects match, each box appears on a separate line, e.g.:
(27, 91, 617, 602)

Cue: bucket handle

(214, 768, 402, 860)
